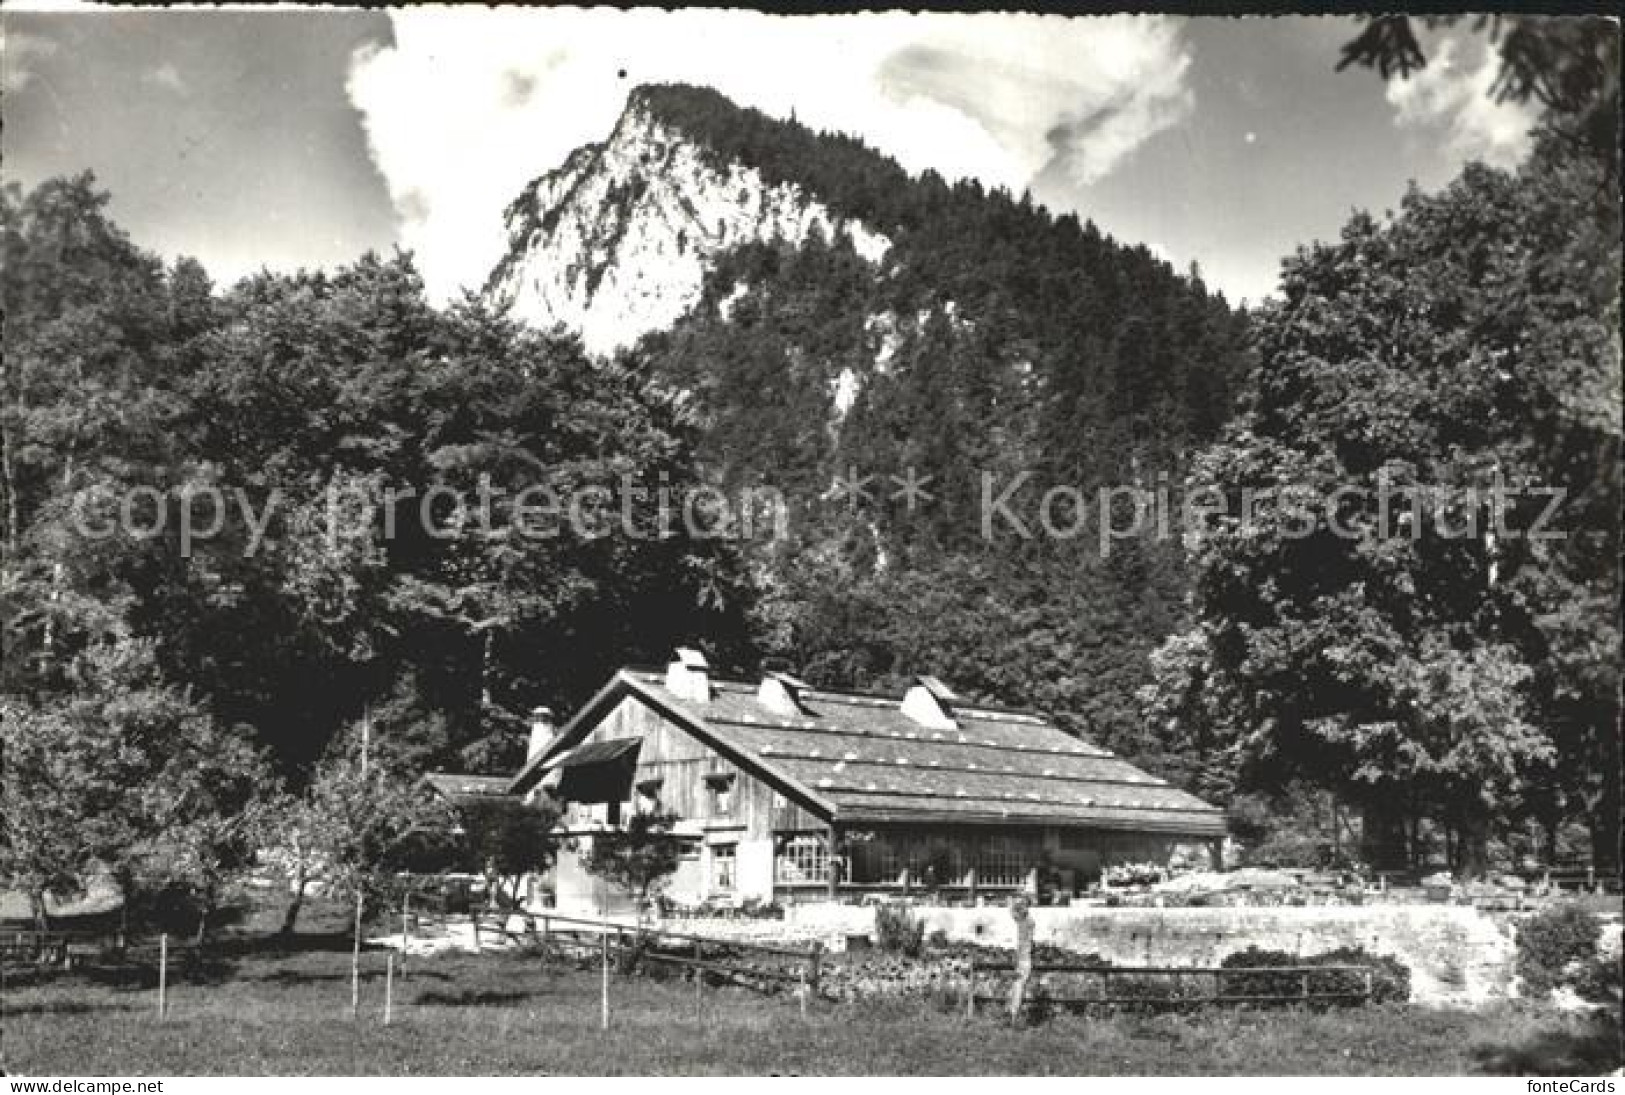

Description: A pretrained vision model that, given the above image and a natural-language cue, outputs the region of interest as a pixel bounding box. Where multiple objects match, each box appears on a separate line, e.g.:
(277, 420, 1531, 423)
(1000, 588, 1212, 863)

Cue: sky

(1, 7, 1541, 307)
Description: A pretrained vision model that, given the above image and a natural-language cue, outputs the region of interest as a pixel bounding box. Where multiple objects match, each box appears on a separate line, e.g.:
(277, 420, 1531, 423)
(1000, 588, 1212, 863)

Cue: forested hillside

(618, 85, 1254, 766)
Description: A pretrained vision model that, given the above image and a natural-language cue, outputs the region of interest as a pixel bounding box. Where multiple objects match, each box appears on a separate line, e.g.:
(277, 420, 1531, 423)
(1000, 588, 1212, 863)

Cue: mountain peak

(485, 85, 890, 356)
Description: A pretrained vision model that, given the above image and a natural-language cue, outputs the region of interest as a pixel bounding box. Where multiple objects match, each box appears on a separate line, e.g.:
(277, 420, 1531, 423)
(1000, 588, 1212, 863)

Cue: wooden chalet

(504, 650, 1226, 912)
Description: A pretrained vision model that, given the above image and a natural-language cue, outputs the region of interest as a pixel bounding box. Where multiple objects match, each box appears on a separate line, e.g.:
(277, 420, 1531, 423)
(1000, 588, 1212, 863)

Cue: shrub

(1517, 902, 1604, 999)
(1219, 945, 1410, 1004)
(1313, 944, 1411, 1004)
(1219, 946, 1304, 1000)
(875, 902, 924, 958)
(1573, 954, 1621, 1006)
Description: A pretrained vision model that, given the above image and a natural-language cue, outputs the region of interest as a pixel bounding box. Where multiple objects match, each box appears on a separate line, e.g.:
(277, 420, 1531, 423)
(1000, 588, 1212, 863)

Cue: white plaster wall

(737, 839, 776, 904)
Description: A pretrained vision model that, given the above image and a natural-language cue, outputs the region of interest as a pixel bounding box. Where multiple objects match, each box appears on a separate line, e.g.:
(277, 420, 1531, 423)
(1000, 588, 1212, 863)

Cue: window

(635, 777, 663, 814)
(711, 843, 736, 892)
(776, 835, 832, 885)
(704, 772, 736, 816)
(678, 837, 701, 862)
(914, 841, 964, 888)
(844, 830, 899, 886)
(977, 835, 1028, 888)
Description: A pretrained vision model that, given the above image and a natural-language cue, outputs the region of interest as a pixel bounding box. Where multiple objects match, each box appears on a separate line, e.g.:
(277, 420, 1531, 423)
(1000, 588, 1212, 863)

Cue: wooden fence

(472, 909, 1375, 1015)
(471, 909, 825, 999)
(966, 956, 1376, 1012)
(2, 929, 126, 968)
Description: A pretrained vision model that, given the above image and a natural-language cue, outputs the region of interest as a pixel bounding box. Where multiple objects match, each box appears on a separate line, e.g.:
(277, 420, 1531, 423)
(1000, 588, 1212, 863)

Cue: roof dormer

(665, 647, 711, 704)
(757, 670, 812, 719)
(901, 675, 958, 730)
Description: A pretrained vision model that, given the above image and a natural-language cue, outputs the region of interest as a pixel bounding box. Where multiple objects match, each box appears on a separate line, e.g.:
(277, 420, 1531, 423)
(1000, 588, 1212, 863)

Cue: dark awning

(549, 738, 641, 769)
(545, 737, 641, 803)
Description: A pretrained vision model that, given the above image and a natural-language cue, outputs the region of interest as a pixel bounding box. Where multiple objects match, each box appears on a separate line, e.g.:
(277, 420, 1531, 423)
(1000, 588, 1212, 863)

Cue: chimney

(757, 670, 811, 718)
(901, 675, 958, 730)
(665, 647, 711, 704)
(527, 705, 557, 762)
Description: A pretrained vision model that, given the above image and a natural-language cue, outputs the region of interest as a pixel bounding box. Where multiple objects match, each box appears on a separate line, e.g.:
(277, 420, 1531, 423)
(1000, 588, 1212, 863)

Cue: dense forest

(1143, 137, 1621, 872)
(0, 180, 757, 783)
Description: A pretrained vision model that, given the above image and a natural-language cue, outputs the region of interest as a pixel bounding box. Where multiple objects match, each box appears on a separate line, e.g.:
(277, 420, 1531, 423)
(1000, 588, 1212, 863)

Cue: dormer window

(704, 771, 736, 815)
(635, 777, 664, 813)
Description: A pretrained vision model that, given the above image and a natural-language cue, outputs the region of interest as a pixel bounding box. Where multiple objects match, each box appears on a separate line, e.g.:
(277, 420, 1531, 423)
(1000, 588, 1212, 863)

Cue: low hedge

(1218, 944, 1411, 1004)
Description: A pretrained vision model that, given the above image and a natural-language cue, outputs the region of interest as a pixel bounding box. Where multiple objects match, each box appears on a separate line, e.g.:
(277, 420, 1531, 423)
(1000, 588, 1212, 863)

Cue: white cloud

(1386, 35, 1538, 170)
(346, 9, 1193, 302)
(1, 26, 59, 93)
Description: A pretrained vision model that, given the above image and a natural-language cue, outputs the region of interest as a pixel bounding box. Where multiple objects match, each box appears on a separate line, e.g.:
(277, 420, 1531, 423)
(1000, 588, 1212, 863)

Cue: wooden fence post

(600, 929, 610, 1031)
(472, 910, 482, 953)
(965, 954, 976, 1019)
(1363, 967, 1374, 1002)
(349, 882, 368, 1020)
(384, 951, 394, 1026)
(807, 941, 823, 1012)
(400, 894, 410, 982)
(693, 937, 703, 1016)
(157, 933, 168, 1020)
(1007, 897, 1034, 1026)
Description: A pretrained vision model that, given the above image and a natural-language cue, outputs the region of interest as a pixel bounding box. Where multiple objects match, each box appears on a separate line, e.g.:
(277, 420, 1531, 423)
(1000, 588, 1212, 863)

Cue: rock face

(485, 90, 890, 357)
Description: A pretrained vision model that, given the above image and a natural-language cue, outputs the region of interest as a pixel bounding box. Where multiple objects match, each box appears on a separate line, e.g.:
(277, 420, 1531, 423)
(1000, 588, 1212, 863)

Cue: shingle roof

(420, 772, 516, 805)
(512, 669, 1226, 837)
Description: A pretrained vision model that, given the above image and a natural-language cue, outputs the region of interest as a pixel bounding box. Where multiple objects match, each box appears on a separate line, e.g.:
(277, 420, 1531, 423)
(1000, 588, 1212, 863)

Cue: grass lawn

(3, 900, 1619, 1076)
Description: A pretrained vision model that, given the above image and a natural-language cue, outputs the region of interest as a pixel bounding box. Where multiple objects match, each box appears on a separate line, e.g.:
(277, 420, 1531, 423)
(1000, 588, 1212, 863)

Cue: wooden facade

(518, 665, 1226, 913)
(543, 693, 835, 910)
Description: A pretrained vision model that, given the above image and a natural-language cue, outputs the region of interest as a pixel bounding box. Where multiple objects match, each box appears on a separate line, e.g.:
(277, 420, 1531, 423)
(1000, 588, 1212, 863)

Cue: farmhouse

(505, 650, 1226, 913)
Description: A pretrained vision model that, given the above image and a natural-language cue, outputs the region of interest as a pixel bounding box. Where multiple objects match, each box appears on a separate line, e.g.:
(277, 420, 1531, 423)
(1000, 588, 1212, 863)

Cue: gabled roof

(511, 669, 1226, 837)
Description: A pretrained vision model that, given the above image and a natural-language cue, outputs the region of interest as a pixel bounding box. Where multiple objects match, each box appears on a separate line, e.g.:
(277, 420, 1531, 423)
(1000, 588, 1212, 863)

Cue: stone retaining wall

(649, 904, 1623, 1008)
(667, 902, 1522, 1006)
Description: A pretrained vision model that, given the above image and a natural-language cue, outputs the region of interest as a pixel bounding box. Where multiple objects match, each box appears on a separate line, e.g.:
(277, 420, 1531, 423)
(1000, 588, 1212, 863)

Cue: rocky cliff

(485, 89, 890, 357)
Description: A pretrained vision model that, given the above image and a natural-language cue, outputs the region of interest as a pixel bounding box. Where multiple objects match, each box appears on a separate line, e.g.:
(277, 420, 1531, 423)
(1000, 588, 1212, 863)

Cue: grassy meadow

(2, 899, 1619, 1076)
